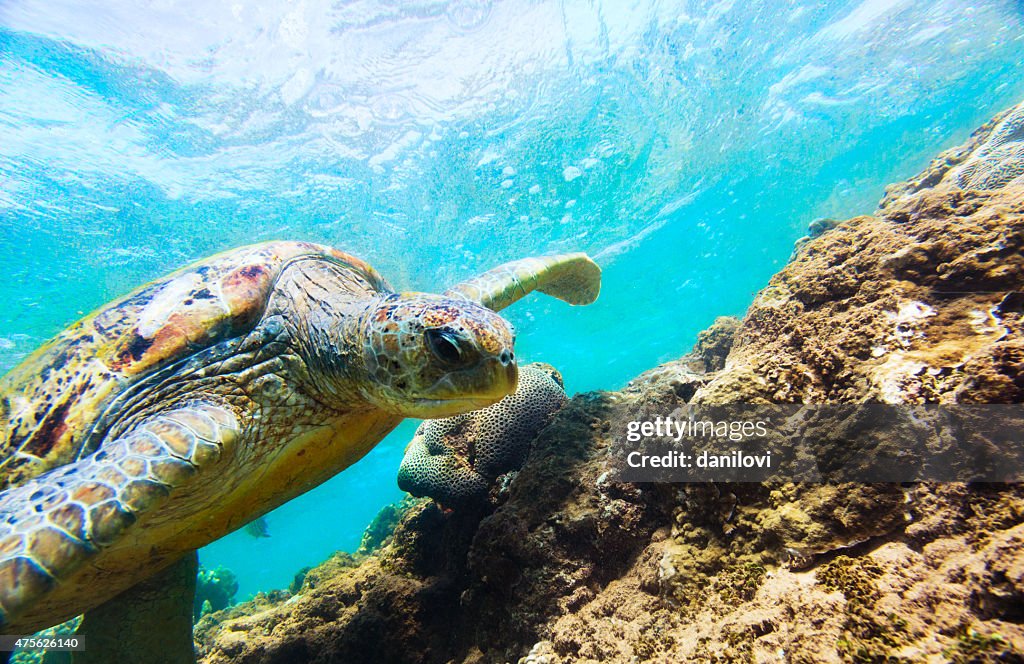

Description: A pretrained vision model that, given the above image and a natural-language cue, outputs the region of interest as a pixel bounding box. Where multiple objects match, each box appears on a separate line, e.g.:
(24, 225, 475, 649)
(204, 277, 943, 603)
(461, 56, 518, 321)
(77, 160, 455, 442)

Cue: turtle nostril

(499, 350, 512, 365)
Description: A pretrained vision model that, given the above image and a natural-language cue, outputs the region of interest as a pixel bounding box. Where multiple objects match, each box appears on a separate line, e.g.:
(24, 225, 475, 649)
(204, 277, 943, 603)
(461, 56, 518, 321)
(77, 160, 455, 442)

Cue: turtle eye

(425, 329, 464, 366)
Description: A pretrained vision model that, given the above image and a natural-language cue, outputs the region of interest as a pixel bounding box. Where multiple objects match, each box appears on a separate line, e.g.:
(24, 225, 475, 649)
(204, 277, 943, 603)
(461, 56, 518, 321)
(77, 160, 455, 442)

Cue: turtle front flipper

(0, 402, 238, 629)
(444, 253, 601, 312)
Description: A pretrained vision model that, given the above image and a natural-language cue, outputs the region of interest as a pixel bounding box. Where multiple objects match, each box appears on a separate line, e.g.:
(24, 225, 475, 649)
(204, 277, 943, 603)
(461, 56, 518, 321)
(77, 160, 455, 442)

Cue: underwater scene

(2, 0, 1024, 662)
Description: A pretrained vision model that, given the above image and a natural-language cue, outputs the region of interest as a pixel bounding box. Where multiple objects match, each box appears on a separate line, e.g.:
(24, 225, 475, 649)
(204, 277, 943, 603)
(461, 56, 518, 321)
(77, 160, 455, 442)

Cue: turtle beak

(487, 351, 518, 400)
(409, 355, 517, 418)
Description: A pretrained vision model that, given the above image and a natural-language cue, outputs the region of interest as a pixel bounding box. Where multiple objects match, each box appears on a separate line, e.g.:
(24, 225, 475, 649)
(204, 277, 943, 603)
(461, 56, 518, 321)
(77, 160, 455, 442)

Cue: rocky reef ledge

(196, 104, 1024, 663)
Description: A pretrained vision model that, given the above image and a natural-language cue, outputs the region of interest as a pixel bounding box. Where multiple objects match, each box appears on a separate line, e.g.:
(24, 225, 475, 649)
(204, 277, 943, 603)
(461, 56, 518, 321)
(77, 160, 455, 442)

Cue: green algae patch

(691, 626, 757, 663)
(711, 562, 767, 604)
(816, 556, 883, 608)
(942, 627, 1009, 664)
(816, 556, 913, 663)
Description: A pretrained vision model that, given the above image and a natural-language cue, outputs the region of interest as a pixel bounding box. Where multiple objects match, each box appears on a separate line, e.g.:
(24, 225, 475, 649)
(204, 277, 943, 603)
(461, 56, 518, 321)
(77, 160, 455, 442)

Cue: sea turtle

(0, 241, 600, 660)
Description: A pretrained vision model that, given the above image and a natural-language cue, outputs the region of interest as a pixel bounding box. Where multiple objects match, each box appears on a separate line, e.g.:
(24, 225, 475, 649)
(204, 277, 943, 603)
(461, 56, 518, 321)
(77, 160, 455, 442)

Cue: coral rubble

(196, 103, 1024, 663)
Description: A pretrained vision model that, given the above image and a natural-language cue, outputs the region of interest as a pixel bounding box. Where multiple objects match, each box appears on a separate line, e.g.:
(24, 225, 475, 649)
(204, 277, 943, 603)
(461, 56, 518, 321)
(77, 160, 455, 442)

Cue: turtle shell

(0, 241, 390, 491)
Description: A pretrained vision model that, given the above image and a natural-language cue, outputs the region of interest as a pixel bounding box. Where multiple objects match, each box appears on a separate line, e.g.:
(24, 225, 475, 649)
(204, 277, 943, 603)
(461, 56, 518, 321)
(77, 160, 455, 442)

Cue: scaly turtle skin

(0, 241, 600, 634)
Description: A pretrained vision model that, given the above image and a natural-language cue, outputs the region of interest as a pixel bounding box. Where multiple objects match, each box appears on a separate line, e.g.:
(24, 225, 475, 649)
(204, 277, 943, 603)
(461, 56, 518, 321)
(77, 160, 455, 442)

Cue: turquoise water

(2, 0, 1024, 600)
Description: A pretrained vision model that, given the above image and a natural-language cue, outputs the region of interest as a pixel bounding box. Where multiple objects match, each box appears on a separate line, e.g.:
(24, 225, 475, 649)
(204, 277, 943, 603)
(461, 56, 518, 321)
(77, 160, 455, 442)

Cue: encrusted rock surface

(705, 186, 1023, 406)
(196, 105, 1024, 664)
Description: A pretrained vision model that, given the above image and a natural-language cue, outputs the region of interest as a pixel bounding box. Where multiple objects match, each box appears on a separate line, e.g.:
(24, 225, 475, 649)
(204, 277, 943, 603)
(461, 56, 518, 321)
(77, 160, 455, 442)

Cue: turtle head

(353, 293, 518, 418)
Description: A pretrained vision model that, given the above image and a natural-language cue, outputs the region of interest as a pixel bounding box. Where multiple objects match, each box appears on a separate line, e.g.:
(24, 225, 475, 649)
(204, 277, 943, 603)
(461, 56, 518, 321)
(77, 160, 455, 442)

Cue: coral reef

(195, 103, 1024, 663)
(194, 566, 239, 622)
(791, 217, 841, 259)
(879, 98, 1024, 208)
(398, 363, 567, 509)
(357, 496, 419, 556)
(949, 100, 1024, 191)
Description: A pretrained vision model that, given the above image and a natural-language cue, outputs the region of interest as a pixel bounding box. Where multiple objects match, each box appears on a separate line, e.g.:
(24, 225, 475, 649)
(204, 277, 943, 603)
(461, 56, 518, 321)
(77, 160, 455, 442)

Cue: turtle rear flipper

(0, 402, 238, 628)
(444, 253, 601, 312)
(74, 551, 198, 664)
